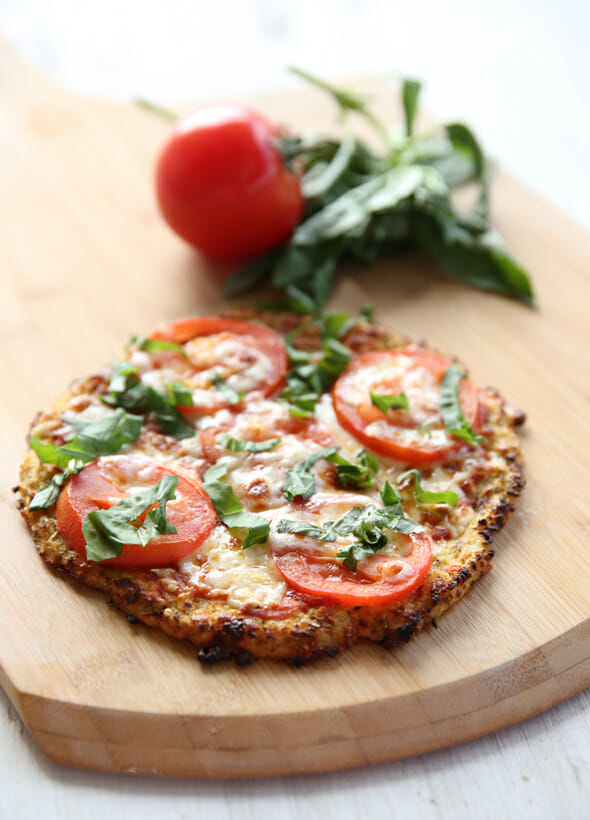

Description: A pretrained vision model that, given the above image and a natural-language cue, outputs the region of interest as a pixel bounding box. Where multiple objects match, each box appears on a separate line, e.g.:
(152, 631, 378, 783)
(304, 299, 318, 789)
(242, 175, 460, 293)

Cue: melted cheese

(179, 525, 286, 608)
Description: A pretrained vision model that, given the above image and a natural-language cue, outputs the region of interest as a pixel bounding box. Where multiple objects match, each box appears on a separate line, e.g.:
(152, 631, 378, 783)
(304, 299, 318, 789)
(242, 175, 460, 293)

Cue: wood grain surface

(1, 43, 589, 778)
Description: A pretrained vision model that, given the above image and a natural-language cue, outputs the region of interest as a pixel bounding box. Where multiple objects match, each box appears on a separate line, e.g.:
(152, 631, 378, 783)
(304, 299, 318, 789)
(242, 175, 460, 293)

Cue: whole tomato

(155, 104, 303, 262)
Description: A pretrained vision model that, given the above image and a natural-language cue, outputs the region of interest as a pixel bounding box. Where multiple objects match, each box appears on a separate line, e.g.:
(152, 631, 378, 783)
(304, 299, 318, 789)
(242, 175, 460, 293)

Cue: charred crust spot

(198, 644, 234, 665)
(112, 577, 141, 605)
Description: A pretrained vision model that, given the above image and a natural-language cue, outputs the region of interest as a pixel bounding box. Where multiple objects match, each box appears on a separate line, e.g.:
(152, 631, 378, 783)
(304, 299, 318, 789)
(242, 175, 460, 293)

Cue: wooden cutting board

(1, 42, 589, 779)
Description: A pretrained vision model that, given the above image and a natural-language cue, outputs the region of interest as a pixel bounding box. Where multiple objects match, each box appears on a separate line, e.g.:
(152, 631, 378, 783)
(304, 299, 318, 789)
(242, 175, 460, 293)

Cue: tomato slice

(269, 492, 433, 607)
(142, 316, 288, 415)
(332, 349, 481, 465)
(56, 455, 216, 567)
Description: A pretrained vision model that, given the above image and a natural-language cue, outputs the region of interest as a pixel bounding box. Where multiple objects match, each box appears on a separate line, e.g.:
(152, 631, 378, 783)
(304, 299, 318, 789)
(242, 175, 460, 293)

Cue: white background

(1, 1, 589, 817)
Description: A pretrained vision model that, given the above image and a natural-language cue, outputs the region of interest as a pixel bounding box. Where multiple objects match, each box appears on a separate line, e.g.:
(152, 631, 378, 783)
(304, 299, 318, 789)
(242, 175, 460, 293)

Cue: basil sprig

(440, 364, 483, 446)
(218, 434, 281, 453)
(202, 462, 269, 548)
(397, 468, 458, 508)
(278, 481, 424, 571)
(82, 475, 179, 562)
(223, 70, 533, 312)
(103, 361, 194, 439)
(28, 408, 144, 510)
(370, 392, 409, 414)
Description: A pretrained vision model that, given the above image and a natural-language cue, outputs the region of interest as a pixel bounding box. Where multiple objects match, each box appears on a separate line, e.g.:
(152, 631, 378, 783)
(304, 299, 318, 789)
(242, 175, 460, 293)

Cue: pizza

(17, 310, 525, 664)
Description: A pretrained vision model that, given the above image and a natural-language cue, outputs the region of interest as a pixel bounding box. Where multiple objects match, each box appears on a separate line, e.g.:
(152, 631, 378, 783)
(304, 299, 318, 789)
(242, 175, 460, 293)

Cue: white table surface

(2, 1, 589, 817)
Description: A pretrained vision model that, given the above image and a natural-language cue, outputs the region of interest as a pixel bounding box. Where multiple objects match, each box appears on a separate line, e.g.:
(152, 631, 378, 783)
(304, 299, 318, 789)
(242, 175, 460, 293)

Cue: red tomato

(333, 349, 481, 465)
(56, 455, 216, 567)
(149, 316, 288, 414)
(271, 532, 433, 607)
(155, 104, 303, 262)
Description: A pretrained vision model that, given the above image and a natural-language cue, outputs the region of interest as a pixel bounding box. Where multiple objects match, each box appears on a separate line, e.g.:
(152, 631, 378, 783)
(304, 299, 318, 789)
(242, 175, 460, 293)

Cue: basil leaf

(166, 381, 194, 407)
(283, 446, 339, 501)
(337, 542, 380, 571)
(221, 511, 269, 548)
(397, 468, 458, 508)
(370, 392, 409, 413)
(129, 334, 188, 359)
(103, 362, 194, 440)
(28, 437, 72, 470)
(29, 458, 86, 511)
(209, 371, 244, 405)
(82, 474, 178, 561)
(357, 449, 379, 474)
(276, 519, 326, 540)
(60, 408, 143, 457)
(218, 434, 281, 453)
(440, 365, 484, 446)
(402, 78, 422, 137)
(202, 462, 269, 547)
(324, 450, 376, 490)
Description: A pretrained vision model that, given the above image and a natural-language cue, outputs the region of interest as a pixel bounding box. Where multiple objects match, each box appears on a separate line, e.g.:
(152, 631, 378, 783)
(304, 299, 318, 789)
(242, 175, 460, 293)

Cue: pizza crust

(16, 312, 525, 664)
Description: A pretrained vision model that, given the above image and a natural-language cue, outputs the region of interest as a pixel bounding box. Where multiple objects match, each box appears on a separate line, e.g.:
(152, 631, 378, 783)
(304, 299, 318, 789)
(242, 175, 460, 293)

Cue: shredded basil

(209, 371, 244, 405)
(102, 361, 194, 439)
(28, 408, 144, 510)
(278, 481, 423, 571)
(218, 434, 281, 453)
(82, 475, 179, 561)
(202, 462, 269, 548)
(128, 334, 188, 359)
(397, 468, 458, 508)
(370, 392, 409, 414)
(29, 458, 86, 511)
(440, 365, 483, 446)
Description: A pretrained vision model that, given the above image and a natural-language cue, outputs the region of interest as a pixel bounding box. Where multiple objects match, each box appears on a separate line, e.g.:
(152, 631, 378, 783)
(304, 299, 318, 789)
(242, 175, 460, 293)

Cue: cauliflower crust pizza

(17, 310, 525, 665)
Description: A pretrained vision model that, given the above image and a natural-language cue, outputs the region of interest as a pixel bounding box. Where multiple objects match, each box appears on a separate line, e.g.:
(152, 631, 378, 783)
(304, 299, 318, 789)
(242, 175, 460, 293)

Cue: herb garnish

(370, 392, 409, 414)
(397, 468, 458, 508)
(28, 408, 144, 510)
(280, 311, 352, 417)
(102, 361, 195, 439)
(283, 445, 379, 501)
(218, 434, 281, 453)
(277, 481, 424, 570)
(127, 334, 188, 359)
(440, 364, 483, 446)
(209, 371, 244, 405)
(202, 462, 269, 547)
(223, 70, 534, 311)
(82, 475, 179, 562)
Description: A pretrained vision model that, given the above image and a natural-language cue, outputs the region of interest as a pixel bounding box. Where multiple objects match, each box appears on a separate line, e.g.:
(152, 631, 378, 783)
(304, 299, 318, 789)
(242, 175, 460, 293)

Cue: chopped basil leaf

(370, 392, 409, 414)
(359, 305, 374, 323)
(82, 475, 178, 561)
(29, 458, 86, 510)
(402, 78, 422, 137)
(221, 511, 270, 548)
(283, 446, 339, 501)
(279, 483, 423, 571)
(440, 364, 484, 446)
(202, 461, 269, 548)
(281, 314, 353, 417)
(166, 381, 194, 407)
(128, 334, 188, 359)
(397, 468, 458, 508)
(357, 449, 379, 474)
(209, 371, 244, 405)
(325, 450, 376, 490)
(28, 409, 144, 511)
(103, 361, 194, 439)
(218, 434, 281, 453)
